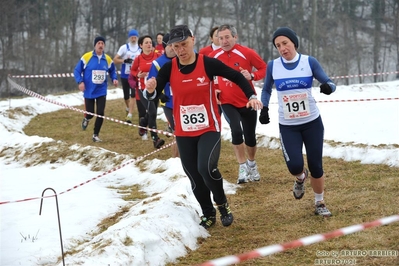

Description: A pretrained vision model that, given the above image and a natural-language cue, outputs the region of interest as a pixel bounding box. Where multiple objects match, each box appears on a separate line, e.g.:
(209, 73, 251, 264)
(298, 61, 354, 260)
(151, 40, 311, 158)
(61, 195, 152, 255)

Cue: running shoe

(126, 115, 132, 124)
(153, 137, 165, 149)
(217, 202, 234, 227)
(293, 169, 308, 199)
(199, 215, 216, 229)
(92, 134, 102, 142)
(165, 125, 173, 138)
(81, 118, 89, 130)
(248, 162, 260, 181)
(237, 163, 250, 184)
(315, 201, 332, 217)
(139, 116, 148, 136)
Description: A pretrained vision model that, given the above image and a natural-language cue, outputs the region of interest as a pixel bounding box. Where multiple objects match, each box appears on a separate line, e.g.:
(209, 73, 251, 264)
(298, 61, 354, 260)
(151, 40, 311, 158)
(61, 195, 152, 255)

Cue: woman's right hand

(146, 77, 156, 93)
(138, 71, 148, 79)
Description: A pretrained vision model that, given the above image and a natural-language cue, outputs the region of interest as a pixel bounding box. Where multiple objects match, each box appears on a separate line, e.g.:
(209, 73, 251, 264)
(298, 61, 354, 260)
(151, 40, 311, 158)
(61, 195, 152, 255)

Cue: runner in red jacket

(209, 24, 267, 184)
(129, 35, 163, 147)
(199, 26, 220, 56)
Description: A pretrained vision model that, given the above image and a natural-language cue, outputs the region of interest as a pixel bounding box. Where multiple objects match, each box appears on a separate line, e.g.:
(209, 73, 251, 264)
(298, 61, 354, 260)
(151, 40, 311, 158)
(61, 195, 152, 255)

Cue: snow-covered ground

(1, 80, 398, 265)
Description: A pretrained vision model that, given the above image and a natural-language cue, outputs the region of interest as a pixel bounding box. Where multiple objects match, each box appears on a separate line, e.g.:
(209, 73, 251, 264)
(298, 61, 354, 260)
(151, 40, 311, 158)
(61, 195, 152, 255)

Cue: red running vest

(169, 54, 221, 137)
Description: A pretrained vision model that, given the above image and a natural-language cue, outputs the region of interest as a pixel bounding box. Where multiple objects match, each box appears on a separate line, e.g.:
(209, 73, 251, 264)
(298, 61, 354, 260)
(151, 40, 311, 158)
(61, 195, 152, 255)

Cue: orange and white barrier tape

(0, 140, 176, 205)
(9, 71, 122, 78)
(314, 98, 399, 103)
(197, 215, 399, 266)
(7, 77, 174, 137)
(269, 97, 399, 105)
(9, 70, 399, 80)
(330, 70, 399, 80)
(1, 77, 176, 205)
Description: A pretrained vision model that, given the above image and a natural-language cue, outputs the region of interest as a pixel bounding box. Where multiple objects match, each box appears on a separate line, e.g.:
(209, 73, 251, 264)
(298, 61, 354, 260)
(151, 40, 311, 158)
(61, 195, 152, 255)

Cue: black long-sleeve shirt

(153, 53, 255, 99)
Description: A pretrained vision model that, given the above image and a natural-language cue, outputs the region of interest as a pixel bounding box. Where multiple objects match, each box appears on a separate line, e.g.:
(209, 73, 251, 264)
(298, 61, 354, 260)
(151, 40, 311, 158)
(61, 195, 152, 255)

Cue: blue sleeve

(108, 62, 118, 81)
(261, 60, 274, 107)
(73, 59, 84, 84)
(148, 63, 158, 79)
(309, 56, 336, 93)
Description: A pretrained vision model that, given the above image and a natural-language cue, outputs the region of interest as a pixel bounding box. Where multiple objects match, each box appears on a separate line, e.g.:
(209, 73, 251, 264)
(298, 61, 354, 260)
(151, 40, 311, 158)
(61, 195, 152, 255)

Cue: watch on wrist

(249, 94, 257, 101)
(250, 73, 255, 80)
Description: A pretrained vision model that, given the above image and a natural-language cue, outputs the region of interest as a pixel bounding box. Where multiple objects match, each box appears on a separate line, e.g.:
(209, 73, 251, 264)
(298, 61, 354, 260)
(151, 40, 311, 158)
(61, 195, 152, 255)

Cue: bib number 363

(180, 104, 209, 131)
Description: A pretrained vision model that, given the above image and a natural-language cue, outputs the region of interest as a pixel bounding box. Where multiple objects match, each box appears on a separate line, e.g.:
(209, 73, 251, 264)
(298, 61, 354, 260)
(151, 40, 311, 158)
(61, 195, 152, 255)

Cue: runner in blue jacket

(74, 36, 118, 142)
(260, 27, 336, 217)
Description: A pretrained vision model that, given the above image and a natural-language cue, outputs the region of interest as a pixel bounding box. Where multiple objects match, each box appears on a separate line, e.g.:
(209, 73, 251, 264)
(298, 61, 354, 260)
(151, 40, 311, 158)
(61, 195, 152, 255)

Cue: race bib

(92, 70, 106, 84)
(282, 92, 310, 119)
(179, 104, 209, 131)
(124, 63, 132, 75)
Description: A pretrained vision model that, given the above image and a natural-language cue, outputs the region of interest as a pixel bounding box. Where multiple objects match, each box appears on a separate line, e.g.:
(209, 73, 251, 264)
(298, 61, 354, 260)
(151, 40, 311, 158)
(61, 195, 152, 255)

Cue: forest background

(1, 0, 399, 98)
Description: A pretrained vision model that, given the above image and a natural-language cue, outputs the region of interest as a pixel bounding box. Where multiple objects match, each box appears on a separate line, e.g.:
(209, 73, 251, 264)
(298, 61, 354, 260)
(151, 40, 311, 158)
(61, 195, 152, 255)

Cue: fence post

(39, 187, 65, 266)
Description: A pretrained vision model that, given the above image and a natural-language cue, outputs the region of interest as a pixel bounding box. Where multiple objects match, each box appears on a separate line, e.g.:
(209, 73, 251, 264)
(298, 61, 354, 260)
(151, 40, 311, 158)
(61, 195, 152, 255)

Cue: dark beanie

(272, 27, 299, 49)
(168, 25, 193, 45)
(94, 36, 106, 46)
(162, 33, 170, 48)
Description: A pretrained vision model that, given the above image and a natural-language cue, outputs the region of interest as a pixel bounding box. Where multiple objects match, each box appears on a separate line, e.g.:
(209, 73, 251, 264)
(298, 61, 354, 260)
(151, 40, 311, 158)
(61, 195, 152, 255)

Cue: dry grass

(16, 98, 399, 265)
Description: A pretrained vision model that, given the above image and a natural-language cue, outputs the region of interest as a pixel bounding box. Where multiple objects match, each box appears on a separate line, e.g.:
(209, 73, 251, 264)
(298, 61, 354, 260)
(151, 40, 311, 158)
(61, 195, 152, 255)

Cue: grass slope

(16, 99, 399, 266)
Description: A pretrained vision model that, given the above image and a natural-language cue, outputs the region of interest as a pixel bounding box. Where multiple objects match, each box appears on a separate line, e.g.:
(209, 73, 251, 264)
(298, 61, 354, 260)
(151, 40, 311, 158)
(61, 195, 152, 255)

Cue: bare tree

(372, 0, 384, 82)
(1, 0, 398, 98)
(395, 0, 399, 79)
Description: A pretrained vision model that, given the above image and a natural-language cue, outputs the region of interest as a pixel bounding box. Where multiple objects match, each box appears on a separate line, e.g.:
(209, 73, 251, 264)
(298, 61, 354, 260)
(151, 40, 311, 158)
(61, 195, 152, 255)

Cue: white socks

(296, 172, 306, 182)
(315, 192, 324, 203)
(247, 159, 256, 168)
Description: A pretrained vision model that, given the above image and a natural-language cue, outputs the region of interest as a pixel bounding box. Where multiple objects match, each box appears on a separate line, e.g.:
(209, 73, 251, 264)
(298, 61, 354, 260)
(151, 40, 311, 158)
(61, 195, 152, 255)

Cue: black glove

(124, 58, 133, 64)
(159, 93, 170, 103)
(320, 83, 332, 95)
(259, 107, 270, 124)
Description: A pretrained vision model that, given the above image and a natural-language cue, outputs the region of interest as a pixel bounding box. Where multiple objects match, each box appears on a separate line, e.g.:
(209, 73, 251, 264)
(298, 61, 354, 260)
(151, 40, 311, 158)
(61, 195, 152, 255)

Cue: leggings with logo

(279, 116, 324, 178)
(176, 131, 227, 217)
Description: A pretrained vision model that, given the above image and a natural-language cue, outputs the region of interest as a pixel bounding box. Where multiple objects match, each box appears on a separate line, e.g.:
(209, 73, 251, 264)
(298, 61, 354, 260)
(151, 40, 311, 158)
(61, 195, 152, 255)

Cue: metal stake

(39, 188, 65, 266)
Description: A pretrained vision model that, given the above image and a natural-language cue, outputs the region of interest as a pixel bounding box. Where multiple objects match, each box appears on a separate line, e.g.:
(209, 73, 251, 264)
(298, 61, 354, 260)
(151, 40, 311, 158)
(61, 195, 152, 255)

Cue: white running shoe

(92, 134, 102, 142)
(315, 201, 332, 217)
(293, 169, 308, 199)
(237, 164, 250, 184)
(248, 163, 260, 181)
